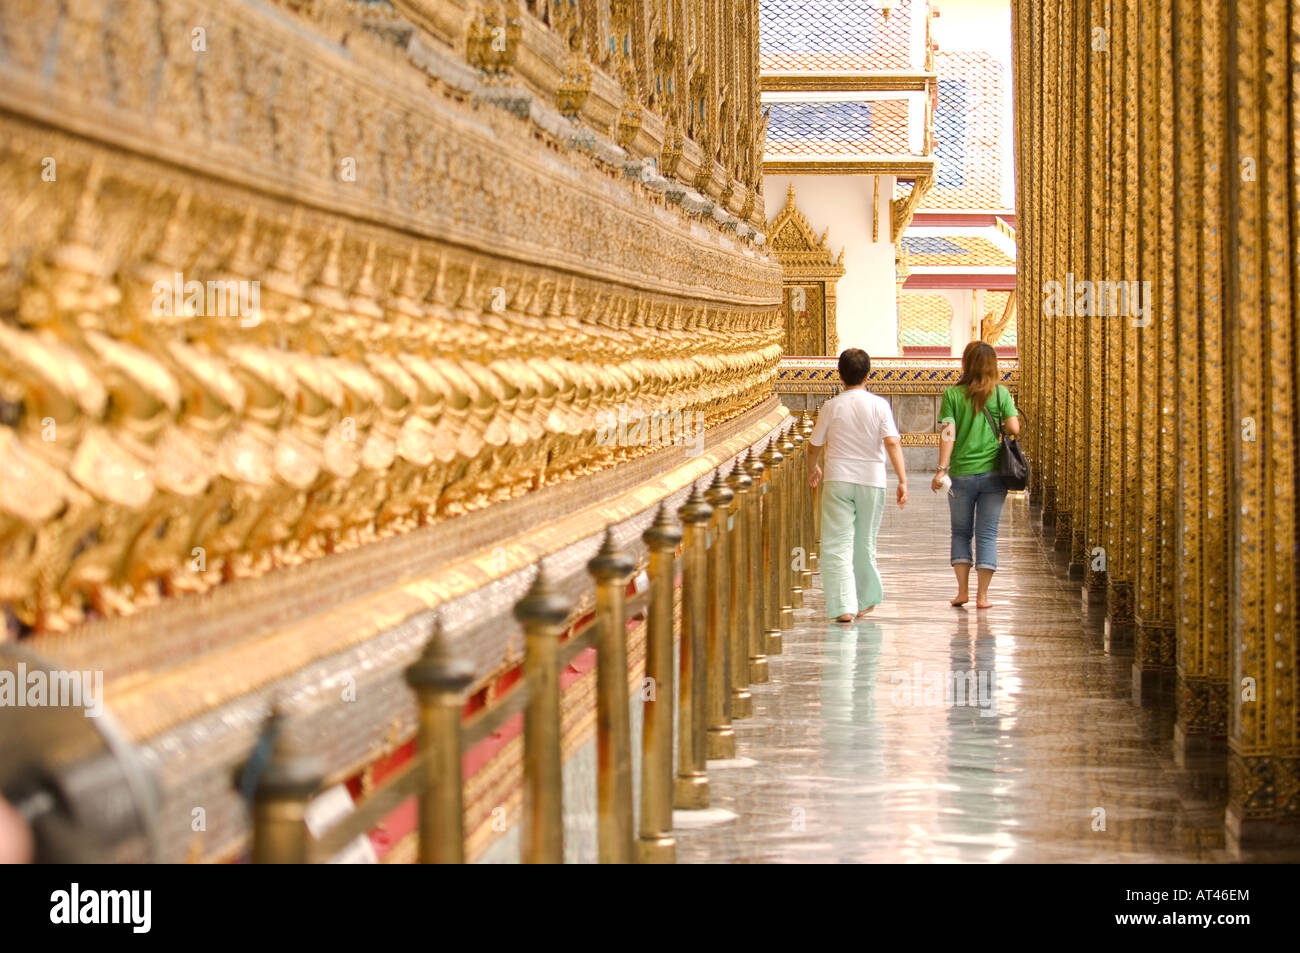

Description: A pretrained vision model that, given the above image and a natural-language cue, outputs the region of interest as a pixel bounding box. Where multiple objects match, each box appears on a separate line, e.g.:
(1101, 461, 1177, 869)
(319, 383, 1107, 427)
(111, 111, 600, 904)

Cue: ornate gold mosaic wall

(0, 0, 782, 637)
(1013, 0, 1299, 845)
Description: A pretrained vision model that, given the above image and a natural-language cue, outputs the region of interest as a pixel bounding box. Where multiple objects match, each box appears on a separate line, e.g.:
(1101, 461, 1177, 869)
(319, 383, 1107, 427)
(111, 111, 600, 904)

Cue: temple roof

(899, 233, 1014, 267)
(759, 0, 920, 72)
(898, 292, 952, 348)
(765, 100, 912, 157)
(922, 51, 1008, 209)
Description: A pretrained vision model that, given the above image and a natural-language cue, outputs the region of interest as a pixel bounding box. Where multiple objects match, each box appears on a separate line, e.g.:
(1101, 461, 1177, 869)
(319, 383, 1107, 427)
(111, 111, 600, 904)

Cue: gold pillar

(587, 530, 636, 864)
(799, 411, 818, 585)
(675, 484, 712, 809)
(726, 459, 754, 719)
(515, 564, 572, 864)
(1131, 0, 1177, 702)
(778, 427, 797, 631)
(405, 616, 475, 864)
(703, 469, 737, 758)
(1081, 0, 1109, 609)
(788, 424, 806, 610)
(638, 504, 681, 862)
(759, 438, 785, 652)
(1224, 0, 1300, 845)
(744, 447, 769, 683)
(1174, 0, 1229, 758)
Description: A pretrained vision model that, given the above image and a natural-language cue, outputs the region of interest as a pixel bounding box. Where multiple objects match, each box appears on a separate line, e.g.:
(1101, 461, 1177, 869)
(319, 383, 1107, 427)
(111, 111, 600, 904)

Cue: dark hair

(837, 348, 871, 387)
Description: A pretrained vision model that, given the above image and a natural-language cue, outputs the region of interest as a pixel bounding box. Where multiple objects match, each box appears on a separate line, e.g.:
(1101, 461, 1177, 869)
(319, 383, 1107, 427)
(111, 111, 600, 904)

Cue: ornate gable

(768, 184, 846, 281)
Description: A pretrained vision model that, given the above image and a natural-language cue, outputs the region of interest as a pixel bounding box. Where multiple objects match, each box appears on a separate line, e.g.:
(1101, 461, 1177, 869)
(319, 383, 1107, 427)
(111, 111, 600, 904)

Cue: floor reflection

(675, 486, 1295, 863)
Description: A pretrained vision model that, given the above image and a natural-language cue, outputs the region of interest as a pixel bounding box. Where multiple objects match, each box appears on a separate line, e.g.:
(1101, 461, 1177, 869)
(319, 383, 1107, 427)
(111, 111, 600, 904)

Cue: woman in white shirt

(807, 349, 909, 623)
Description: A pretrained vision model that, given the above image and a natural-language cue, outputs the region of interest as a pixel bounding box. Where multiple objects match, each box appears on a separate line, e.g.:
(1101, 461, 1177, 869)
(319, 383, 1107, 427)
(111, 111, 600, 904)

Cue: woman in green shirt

(930, 341, 1021, 608)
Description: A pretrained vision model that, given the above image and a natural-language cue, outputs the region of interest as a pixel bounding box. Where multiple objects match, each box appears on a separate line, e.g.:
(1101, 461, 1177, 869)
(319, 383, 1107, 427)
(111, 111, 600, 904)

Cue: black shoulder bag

(982, 390, 1030, 491)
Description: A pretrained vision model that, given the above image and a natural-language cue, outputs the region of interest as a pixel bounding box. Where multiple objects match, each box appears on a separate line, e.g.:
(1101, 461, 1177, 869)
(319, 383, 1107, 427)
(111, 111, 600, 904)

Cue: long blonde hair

(957, 340, 999, 414)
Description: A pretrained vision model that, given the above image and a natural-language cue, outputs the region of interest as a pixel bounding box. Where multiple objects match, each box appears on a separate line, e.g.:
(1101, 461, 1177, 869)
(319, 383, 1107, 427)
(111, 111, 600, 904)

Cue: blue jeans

(948, 472, 1007, 570)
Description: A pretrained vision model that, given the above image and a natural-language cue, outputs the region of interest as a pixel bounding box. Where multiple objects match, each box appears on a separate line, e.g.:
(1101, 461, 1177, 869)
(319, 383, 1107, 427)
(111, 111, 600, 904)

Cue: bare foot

(951, 594, 969, 607)
(976, 598, 993, 609)
(856, 606, 875, 618)
(834, 614, 854, 623)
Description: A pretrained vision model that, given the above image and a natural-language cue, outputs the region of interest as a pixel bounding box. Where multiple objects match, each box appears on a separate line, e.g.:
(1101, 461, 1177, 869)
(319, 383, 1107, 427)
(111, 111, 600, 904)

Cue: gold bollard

(804, 411, 821, 575)
(675, 484, 712, 809)
(789, 424, 806, 611)
(405, 615, 475, 864)
(515, 564, 572, 864)
(799, 411, 817, 588)
(725, 460, 754, 719)
(251, 711, 325, 864)
(639, 504, 681, 863)
(703, 469, 736, 759)
(744, 447, 769, 683)
(587, 530, 635, 864)
(760, 437, 785, 654)
(778, 427, 797, 632)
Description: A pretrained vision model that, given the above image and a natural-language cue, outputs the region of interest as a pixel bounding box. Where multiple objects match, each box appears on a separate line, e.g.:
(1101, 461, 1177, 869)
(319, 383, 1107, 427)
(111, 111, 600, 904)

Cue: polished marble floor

(673, 485, 1285, 864)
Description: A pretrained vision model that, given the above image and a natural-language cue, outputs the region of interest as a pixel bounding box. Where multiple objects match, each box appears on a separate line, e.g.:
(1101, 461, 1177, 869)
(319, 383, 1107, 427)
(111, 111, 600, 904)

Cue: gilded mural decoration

(0, 0, 782, 636)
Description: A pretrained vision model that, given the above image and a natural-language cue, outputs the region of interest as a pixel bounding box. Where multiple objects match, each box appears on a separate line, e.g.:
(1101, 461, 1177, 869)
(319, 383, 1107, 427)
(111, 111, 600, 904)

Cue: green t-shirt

(938, 384, 1018, 477)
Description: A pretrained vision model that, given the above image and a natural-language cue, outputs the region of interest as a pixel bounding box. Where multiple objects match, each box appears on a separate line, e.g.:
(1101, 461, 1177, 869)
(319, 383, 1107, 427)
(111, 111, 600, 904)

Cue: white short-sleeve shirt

(808, 388, 900, 488)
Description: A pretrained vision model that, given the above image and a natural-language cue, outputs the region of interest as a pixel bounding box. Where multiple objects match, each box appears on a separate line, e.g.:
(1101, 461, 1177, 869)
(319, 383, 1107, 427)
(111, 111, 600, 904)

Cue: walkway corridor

(675, 485, 1245, 864)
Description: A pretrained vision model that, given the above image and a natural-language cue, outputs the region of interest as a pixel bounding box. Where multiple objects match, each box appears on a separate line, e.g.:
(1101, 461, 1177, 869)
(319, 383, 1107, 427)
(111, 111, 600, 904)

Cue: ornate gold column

(1132, 0, 1177, 702)
(1081, 0, 1109, 610)
(1038, 0, 1060, 530)
(1224, 0, 1300, 846)
(1174, 0, 1230, 760)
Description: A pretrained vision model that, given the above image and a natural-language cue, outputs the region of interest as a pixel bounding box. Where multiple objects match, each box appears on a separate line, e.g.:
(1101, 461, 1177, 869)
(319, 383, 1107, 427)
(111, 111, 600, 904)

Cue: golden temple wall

(0, 0, 783, 860)
(1012, 0, 1300, 846)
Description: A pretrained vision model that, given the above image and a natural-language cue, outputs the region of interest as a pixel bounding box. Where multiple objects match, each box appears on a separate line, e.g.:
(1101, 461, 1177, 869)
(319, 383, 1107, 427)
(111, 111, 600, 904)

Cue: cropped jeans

(947, 471, 1007, 571)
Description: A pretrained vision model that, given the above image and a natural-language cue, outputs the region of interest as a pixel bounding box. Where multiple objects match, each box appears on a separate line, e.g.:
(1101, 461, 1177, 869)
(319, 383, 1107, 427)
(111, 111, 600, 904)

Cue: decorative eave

(760, 71, 937, 93)
(890, 173, 933, 241)
(763, 156, 937, 177)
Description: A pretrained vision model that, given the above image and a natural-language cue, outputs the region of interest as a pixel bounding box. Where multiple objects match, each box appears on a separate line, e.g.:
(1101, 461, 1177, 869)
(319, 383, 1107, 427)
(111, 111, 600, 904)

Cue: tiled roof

(923, 51, 1007, 209)
(765, 100, 912, 157)
(900, 233, 1014, 267)
(898, 293, 952, 347)
(759, 0, 919, 72)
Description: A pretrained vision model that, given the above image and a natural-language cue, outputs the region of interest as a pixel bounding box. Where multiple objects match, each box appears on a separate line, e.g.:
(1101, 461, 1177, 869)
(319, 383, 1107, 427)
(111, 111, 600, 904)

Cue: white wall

(764, 172, 901, 358)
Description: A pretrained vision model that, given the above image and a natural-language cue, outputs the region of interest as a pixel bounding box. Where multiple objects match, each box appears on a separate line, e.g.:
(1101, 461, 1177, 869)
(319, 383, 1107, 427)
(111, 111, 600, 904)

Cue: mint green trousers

(820, 481, 886, 619)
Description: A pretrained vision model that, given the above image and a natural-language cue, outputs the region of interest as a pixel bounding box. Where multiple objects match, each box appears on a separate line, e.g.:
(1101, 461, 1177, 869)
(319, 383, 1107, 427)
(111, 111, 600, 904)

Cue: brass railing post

(675, 484, 712, 809)
(778, 426, 798, 631)
(587, 530, 635, 864)
(759, 438, 785, 654)
(703, 469, 736, 759)
(744, 447, 768, 683)
(405, 615, 475, 864)
(515, 564, 572, 864)
(251, 712, 324, 864)
(789, 423, 806, 610)
(725, 459, 754, 719)
(639, 504, 681, 863)
(799, 411, 818, 587)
